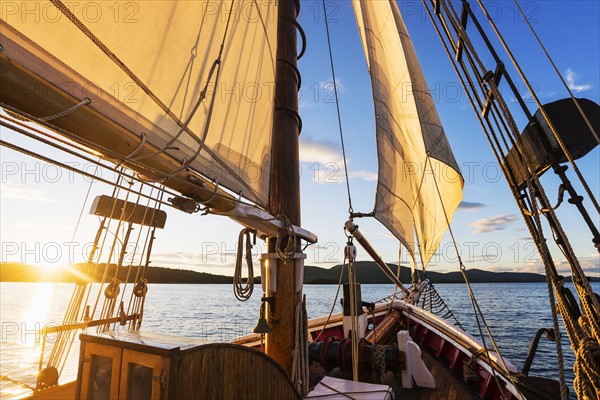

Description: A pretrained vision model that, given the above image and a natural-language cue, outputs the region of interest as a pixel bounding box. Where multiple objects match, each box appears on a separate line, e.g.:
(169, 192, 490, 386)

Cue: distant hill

(0, 263, 231, 284)
(305, 261, 551, 284)
(1, 261, 595, 284)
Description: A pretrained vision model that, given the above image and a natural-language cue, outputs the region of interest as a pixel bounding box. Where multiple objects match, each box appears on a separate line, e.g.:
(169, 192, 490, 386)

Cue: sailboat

(1, 0, 599, 399)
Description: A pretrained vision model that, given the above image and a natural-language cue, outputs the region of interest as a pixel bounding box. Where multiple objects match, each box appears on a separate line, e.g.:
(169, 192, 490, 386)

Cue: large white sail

(353, 0, 463, 268)
(1, 1, 277, 206)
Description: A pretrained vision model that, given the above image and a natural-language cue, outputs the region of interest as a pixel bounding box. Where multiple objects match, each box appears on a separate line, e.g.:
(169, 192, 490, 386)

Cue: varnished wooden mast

(266, 0, 302, 375)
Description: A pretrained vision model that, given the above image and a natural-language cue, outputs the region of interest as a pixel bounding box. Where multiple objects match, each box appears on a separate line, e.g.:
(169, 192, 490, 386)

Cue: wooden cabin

(75, 330, 299, 400)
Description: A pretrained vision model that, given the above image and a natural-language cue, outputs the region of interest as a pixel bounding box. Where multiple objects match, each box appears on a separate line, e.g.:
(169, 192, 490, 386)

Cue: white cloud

(348, 170, 378, 182)
(299, 138, 376, 183)
(0, 181, 51, 202)
(458, 201, 486, 210)
(516, 90, 558, 102)
(502, 253, 600, 277)
(320, 77, 346, 93)
(151, 251, 240, 270)
(299, 138, 343, 165)
(362, 228, 395, 240)
(299, 101, 317, 109)
(565, 68, 592, 92)
(470, 214, 518, 234)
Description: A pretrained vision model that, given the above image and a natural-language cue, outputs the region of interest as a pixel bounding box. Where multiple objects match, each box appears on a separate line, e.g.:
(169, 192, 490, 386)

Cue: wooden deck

(392, 349, 478, 400)
(308, 346, 480, 400)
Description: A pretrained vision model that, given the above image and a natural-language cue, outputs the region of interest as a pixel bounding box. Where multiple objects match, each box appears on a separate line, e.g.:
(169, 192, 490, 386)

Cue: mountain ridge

(1, 262, 595, 284)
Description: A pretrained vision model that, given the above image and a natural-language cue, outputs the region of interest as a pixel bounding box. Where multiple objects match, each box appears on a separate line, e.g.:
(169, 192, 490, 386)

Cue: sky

(1, 0, 599, 279)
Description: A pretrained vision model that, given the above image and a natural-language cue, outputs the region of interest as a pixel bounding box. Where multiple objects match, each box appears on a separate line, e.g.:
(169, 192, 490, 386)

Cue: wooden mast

(266, 0, 302, 375)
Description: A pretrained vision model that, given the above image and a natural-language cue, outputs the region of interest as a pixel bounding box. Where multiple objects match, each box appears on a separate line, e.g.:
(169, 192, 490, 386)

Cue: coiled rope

(233, 228, 255, 301)
(276, 215, 297, 261)
(292, 296, 309, 397)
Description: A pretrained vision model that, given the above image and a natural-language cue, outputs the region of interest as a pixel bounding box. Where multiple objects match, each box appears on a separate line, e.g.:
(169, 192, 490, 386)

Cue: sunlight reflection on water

(1, 282, 597, 398)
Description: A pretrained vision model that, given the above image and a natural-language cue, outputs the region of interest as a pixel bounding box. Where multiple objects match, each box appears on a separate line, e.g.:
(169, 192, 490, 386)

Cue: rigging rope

(474, 0, 600, 216)
(36, 174, 165, 387)
(120, 184, 152, 305)
(511, 0, 599, 145)
(0, 113, 181, 202)
(233, 228, 255, 301)
(385, 245, 403, 317)
(312, 261, 346, 343)
(39, 98, 91, 122)
(415, 281, 464, 329)
(420, 2, 595, 397)
(0, 135, 173, 209)
(526, 190, 569, 400)
(292, 296, 309, 397)
(48, 159, 100, 307)
(0, 375, 35, 392)
(425, 156, 522, 399)
(44, 175, 123, 380)
(48, 0, 259, 200)
(321, 0, 353, 215)
(47, 0, 197, 134)
(345, 238, 360, 382)
(1, 104, 258, 211)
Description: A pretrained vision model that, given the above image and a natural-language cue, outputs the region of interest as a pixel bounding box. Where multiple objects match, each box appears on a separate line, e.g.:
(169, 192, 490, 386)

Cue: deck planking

(393, 349, 478, 400)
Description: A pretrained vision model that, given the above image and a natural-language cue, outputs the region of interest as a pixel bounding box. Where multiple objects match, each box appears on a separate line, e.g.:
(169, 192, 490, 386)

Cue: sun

(33, 261, 65, 273)
(29, 262, 65, 282)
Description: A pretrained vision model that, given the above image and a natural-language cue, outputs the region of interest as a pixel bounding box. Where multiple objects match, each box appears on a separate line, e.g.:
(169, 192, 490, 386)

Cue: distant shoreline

(1, 262, 596, 284)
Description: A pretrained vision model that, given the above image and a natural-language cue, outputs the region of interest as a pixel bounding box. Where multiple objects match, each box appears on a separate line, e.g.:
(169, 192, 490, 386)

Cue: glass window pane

(127, 363, 153, 399)
(89, 355, 113, 400)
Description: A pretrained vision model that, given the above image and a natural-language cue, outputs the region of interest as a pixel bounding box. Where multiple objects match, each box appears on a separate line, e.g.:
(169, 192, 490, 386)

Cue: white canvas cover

(307, 376, 393, 399)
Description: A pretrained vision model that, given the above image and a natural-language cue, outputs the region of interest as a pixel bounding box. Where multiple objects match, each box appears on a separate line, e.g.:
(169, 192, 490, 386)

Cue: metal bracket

(153, 370, 167, 390)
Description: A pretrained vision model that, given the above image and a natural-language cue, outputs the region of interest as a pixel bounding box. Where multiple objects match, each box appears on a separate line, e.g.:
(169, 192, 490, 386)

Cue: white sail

(353, 0, 464, 268)
(1, 1, 277, 206)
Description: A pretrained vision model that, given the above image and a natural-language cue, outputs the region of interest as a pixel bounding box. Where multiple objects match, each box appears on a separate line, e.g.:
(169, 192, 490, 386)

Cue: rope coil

(292, 296, 309, 397)
(276, 215, 297, 261)
(233, 228, 255, 301)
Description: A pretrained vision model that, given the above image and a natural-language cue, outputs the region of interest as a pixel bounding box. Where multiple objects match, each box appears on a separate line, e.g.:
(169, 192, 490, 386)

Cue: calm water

(1, 281, 597, 398)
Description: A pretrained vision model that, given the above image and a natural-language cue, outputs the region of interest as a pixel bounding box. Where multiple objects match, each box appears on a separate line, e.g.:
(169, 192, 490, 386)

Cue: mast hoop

(282, 17, 307, 60)
(277, 58, 302, 89)
(274, 106, 303, 134)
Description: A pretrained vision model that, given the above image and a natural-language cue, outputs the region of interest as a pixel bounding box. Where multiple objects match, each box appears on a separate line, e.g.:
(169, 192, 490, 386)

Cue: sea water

(1, 281, 597, 399)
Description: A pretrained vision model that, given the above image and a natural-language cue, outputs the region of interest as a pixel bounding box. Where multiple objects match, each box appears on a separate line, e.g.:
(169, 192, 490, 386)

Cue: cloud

(508, 254, 599, 277)
(299, 101, 316, 109)
(565, 68, 592, 92)
(348, 170, 378, 182)
(458, 201, 486, 210)
(513, 90, 558, 103)
(515, 236, 532, 241)
(470, 214, 518, 234)
(299, 138, 343, 165)
(320, 77, 346, 93)
(555, 254, 600, 277)
(0, 181, 51, 202)
(362, 228, 395, 240)
(299, 138, 377, 183)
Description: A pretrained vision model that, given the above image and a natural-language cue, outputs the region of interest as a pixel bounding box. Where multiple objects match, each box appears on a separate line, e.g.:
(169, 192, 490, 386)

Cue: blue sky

(1, 1, 598, 278)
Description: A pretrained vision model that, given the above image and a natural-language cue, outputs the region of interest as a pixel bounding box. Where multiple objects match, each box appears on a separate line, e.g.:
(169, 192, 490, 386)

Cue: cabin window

(119, 350, 162, 399)
(89, 355, 113, 400)
(126, 363, 153, 399)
